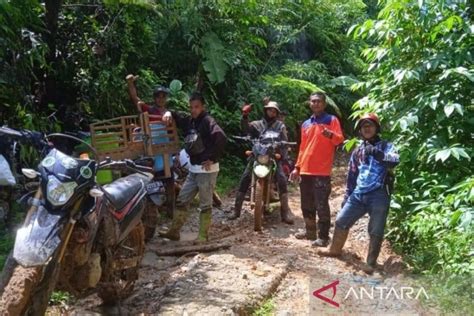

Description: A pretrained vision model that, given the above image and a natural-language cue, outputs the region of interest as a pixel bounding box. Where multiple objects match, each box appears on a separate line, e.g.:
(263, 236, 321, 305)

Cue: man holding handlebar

(229, 100, 294, 225)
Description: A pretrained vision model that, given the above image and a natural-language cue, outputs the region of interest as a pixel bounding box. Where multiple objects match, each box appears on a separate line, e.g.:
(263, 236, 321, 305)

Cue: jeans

(176, 171, 218, 213)
(299, 175, 331, 222)
(335, 187, 390, 237)
(237, 158, 288, 194)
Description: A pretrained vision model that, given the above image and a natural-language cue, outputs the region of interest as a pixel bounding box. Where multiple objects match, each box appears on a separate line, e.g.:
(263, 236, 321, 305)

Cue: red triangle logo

(312, 280, 340, 308)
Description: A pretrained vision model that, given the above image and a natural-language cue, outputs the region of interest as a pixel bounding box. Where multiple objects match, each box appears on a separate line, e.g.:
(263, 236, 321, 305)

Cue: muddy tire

(142, 202, 158, 242)
(98, 222, 145, 304)
(0, 265, 42, 315)
(254, 179, 266, 232)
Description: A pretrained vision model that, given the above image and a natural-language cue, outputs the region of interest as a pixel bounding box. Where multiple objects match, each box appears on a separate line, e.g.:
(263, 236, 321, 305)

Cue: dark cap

(153, 85, 170, 96)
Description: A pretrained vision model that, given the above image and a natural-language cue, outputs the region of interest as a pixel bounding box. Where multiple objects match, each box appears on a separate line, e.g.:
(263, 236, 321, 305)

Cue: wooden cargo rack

(90, 112, 180, 178)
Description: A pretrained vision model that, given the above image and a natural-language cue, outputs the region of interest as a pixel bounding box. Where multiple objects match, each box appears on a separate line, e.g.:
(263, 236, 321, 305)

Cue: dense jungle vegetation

(0, 0, 472, 278)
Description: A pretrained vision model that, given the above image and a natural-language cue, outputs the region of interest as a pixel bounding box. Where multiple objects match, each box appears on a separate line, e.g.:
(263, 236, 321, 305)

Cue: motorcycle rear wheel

(143, 202, 158, 242)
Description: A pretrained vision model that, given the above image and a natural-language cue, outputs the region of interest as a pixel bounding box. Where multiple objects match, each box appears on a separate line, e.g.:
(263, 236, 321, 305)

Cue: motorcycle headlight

(254, 165, 271, 178)
(257, 155, 270, 165)
(47, 176, 77, 206)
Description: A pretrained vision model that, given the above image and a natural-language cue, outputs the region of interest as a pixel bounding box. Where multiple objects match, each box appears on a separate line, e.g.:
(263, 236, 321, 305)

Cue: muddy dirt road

(55, 156, 434, 315)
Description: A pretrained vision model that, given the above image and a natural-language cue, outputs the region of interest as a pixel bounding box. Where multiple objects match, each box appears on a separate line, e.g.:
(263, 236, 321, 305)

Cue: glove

(242, 104, 252, 116)
(364, 144, 384, 161)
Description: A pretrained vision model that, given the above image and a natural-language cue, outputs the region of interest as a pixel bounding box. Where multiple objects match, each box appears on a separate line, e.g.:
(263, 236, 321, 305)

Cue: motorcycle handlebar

(232, 135, 297, 146)
(99, 158, 153, 175)
(0, 126, 50, 152)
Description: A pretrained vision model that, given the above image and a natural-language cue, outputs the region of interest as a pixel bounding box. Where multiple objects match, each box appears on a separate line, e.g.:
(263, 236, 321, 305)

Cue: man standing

(318, 113, 399, 274)
(228, 101, 294, 224)
(126, 74, 169, 121)
(290, 92, 344, 246)
(125, 74, 175, 217)
(160, 92, 227, 242)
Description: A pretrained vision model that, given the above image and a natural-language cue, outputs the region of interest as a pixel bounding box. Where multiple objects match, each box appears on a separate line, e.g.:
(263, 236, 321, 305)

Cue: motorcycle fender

(118, 198, 146, 243)
(148, 192, 166, 206)
(254, 165, 270, 178)
(13, 205, 67, 267)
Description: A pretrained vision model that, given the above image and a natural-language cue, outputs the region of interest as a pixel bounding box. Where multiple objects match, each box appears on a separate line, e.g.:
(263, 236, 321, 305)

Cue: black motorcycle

(0, 133, 153, 315)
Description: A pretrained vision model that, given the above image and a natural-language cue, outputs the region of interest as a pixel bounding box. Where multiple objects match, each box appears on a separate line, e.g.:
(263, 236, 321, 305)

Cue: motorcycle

(0, 127, 49, 226)
(234, 132, 296, 231)
(133, 156, 174, 242)
(0, 133, 153, 315)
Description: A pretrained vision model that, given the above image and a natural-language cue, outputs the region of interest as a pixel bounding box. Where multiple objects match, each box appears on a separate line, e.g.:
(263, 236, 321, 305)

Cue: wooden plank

(93, 132, 124, 139)
(90, 123, 123, 130)
(163, 153, 171, 178)
(94, 139, 125, 146)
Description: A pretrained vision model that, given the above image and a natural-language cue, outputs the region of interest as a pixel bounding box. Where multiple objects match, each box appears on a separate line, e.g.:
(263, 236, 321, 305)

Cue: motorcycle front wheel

(0, 257, 61, 316)
(254, 178, 267, 232)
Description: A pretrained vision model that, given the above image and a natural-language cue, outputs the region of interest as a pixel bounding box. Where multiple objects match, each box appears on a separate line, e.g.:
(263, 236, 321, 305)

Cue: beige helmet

(264, 101, 281, 113)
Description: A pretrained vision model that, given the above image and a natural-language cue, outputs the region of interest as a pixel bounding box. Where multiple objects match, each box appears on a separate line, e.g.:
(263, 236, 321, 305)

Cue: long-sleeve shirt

(295, 112, 344, 176)
(172, 111, 227, 166)
(241, 116, 289, 159)
(345, 138, 400, 198)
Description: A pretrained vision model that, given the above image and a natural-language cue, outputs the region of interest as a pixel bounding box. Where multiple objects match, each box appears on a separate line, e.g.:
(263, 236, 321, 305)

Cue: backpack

(184, 121, 205, 156)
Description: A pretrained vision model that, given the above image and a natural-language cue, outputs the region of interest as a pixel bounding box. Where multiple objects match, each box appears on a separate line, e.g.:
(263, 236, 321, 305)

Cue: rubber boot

(158, 209, 188, 241)
(295, 217, 317, 240)
(197, 210, 212, 242)
(317, 228, 349, 256)
(312, 222, 331, 247)
(362, 235, 383, 274)
(279, 193, 294, 224)
(228, 191, 246, 220)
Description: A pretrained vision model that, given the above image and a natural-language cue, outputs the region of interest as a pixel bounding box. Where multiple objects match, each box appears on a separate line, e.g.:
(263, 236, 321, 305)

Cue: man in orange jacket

(290, 92, 344, 246)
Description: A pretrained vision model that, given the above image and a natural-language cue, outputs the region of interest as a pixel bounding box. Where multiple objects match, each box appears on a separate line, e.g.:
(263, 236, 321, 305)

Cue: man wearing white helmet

(229, 101, 294, 225)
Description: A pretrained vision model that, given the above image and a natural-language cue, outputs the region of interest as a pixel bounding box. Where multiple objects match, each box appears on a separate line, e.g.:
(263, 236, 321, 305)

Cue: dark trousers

(300, 175, 331, 238)
(238, 158, 288, 194)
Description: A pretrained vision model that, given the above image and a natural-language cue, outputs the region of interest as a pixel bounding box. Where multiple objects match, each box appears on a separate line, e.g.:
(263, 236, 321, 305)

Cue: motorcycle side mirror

(89, 188, 104, 197)
(22, 168, 39, 179)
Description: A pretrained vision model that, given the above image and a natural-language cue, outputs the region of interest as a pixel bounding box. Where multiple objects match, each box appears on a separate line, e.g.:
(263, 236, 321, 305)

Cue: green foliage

(49, 290, 74, 306)
(351, 0, 473, 275)
(201, 32, 228, 84)
(215, 155, 245, 196)
(252, 298, 275, 316)
(0, 231, 14, 269)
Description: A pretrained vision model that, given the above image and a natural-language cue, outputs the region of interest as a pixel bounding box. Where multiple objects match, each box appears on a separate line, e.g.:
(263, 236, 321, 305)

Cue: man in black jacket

(160, 92, 227, 242)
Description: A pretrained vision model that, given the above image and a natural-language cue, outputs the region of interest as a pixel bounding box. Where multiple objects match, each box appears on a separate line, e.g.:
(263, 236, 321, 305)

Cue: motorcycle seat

(103, 174, 148, 211)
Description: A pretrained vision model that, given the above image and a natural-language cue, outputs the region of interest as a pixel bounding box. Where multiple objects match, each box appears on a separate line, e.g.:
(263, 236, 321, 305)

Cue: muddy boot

(317, 228, 349, 257)
(197, 209, 212, 242)
(312, 222, 330, 247)
(279, 193, 294, 225)
(362, 235, 383, 274)
(158, 209, 188, 241)
(295, 217, 317, 240)
(228, 191, 246, 220)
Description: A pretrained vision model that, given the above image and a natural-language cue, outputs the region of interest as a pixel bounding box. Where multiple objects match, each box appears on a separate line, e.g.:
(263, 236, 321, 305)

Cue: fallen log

(153, 241, 231, 257)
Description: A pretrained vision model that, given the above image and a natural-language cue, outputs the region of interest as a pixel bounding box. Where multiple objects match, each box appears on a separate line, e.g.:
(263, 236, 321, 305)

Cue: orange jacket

(296, 112, 344, 176)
